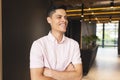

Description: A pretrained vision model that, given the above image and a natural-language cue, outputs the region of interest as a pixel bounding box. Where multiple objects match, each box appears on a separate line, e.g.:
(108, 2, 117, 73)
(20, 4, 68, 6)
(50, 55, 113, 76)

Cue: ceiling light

(88, 8, 91, 10)
(89, 15, 92, 23)
(81, 3, 84, 17)
(110, 0, 114, 8)
(91, 12, 94, 15)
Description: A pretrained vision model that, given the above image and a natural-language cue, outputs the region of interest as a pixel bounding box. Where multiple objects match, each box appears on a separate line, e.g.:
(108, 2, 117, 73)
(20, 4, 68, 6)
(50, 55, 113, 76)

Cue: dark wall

(2, 0, 50, 80)
(66, 19, 81, 45)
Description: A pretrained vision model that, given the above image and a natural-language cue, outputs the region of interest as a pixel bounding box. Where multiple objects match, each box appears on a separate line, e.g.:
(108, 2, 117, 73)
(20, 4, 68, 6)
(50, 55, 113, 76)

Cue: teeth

(60, 24, 66, 27)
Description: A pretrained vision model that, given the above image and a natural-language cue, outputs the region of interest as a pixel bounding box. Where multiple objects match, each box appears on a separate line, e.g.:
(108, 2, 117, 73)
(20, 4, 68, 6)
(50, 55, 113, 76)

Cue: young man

(30, 5, 82, 80)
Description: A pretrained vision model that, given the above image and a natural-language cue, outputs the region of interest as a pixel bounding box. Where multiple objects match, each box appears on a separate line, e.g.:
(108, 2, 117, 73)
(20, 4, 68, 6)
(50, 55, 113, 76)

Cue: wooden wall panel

(2, 0, 50, 80)
(0, 0, 2, 79)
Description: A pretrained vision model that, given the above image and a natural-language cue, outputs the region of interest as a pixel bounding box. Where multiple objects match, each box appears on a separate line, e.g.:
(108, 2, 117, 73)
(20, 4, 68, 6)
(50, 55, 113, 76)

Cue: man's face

(47, 9, 68, 33)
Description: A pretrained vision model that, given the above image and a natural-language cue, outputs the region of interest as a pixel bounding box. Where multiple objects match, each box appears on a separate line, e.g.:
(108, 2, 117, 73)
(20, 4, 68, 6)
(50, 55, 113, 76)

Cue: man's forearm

(30, 68, 56, 80)
(44, 64, 82, 80)
(31, 76, 55, 80)
(31, 73, 56, 80)
(51, 70, 82, 80)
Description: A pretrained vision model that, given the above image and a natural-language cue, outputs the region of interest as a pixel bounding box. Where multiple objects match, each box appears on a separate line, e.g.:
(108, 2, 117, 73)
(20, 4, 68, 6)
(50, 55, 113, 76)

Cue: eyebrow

(55, 14, 67, 16)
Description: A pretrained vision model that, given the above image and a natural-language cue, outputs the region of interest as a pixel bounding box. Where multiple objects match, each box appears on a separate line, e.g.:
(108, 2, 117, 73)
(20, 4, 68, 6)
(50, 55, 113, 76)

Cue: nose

(62, 16, 68, 22)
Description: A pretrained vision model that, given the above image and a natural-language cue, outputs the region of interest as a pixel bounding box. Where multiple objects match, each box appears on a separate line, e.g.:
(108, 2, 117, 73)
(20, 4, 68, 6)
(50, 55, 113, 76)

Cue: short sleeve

(72, 42, 82, 64)
(30, 41, 44, 68)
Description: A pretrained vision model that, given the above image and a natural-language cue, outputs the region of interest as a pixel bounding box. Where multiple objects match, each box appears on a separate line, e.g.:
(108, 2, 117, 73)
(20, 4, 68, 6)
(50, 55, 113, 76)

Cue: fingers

(43, 68, 52, 77)
(65, 63, 75, 71)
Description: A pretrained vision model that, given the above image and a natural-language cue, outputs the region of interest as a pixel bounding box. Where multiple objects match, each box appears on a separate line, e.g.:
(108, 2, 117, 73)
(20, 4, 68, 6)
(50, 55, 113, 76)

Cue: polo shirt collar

(48, 31, 65, 44)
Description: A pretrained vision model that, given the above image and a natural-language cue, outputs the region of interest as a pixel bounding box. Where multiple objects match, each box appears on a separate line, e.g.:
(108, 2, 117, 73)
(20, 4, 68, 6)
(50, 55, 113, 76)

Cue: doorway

(96, 21, 119, 47)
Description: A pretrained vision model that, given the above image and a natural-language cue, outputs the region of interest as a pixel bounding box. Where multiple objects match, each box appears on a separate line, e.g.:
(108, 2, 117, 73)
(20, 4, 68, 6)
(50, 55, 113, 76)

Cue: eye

(56, 16, 62, 19)
(64, 16, 68, 20)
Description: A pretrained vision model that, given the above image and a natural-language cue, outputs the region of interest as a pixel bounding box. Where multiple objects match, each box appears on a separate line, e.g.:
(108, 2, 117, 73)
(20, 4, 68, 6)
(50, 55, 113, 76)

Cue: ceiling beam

(67, 6, 120, 22)
(84, 17, 120, 21)
(66, 6, 120, 12)
(67, 11, 120, 16)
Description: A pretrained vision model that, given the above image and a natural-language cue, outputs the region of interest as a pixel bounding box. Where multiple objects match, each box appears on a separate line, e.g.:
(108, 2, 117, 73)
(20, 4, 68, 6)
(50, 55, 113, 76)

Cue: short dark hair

(47, 4, 67, 17)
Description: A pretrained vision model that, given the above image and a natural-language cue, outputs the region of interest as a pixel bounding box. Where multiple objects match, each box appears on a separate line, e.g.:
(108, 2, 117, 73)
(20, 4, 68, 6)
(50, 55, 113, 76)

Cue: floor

(82, 47, 120, 80)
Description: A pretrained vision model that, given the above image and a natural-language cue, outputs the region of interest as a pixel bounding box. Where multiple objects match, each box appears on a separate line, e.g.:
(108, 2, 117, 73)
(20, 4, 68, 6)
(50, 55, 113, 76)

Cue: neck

(51, 31, 64, 43)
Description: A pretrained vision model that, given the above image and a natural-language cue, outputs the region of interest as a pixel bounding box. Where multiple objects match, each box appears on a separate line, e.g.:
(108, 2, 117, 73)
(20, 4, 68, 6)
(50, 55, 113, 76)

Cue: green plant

(82, 35, 91, 46)
(82, 35, 100, 48)
(91, 35, 100, 42)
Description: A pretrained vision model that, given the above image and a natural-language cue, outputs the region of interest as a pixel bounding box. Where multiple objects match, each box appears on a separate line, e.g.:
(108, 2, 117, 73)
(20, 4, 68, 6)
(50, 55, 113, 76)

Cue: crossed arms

(30, 63, 82, 80)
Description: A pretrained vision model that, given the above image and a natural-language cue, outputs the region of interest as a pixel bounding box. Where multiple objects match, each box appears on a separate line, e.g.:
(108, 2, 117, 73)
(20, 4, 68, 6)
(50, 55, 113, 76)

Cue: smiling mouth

(59, 23, 67, 28)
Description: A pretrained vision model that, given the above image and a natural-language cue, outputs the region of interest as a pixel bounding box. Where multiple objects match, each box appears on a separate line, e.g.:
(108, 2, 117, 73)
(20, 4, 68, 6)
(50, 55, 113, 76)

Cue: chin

(59, 29, 67, 33)
(62, 30, 66, 33)
(62, 29, 67, 32)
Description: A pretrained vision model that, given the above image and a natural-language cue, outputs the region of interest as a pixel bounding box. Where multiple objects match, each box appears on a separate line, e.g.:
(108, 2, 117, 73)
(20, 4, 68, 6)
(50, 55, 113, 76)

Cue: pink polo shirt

(30, 32, 82, 71)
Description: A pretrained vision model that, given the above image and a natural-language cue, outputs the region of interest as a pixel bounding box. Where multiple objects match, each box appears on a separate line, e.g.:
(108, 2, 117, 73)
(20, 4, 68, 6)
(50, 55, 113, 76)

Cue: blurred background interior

(1, 0, 120, 80)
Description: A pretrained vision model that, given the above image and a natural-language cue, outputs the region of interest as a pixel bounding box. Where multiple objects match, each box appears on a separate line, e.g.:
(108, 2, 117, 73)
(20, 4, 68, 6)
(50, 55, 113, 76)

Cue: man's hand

(65, 63, 75, 71)
(44, 68, 52, 77)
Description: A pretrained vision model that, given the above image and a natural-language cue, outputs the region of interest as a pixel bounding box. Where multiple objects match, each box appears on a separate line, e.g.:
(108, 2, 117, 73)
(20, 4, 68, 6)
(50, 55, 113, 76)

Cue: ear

(47, 17, 51, 24)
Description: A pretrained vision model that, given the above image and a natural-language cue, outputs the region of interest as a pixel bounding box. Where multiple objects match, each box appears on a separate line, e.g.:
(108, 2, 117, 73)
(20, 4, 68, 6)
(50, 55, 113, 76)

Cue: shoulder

(32, 35, 48, 46)
(65, 37, 79, 45)
(36, 35, 48, 42)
